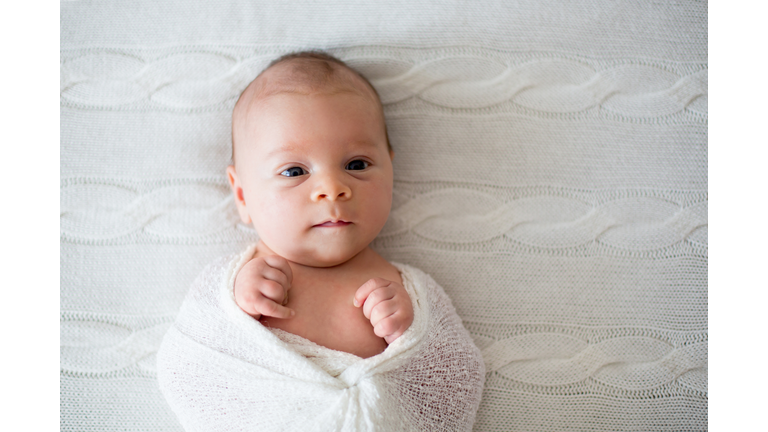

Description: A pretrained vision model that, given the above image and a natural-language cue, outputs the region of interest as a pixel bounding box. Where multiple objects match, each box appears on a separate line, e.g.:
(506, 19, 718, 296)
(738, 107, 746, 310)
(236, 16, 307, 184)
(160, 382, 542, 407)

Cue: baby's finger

(259, 265, 290, 291)
(354, 277, 392, 308)
(259, 280, 287, 305)
(369, 299, 399, 328)
(262, 255, 293, 290)
(383, 328, 406, 345)
(255, 295, 294, 319)
(373, 312, 401, 340)
(362, 287, 395, 320)
(235, 293, 263, 318)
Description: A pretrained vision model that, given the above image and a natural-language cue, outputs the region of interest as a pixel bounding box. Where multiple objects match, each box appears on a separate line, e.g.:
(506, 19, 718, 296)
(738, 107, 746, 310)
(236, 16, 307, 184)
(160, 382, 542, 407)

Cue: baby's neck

(252, 240, 377, 273)
(253, 240, 402, 358)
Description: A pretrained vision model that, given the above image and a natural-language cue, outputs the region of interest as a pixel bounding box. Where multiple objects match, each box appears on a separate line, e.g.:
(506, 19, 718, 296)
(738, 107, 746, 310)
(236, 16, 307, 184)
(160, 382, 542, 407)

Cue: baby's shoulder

(368, 258, 404, 287)
(389, 262, 433, 288)
(342, 247, 404, 286)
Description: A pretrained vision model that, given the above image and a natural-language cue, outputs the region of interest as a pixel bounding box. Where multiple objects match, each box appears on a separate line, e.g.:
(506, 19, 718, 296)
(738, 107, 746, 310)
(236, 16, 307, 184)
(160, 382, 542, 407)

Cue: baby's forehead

(231, 57, 388, 162)
(235, 61, 379, 131)
(234, 75, 379, 133)
(251, 60, 376, 102)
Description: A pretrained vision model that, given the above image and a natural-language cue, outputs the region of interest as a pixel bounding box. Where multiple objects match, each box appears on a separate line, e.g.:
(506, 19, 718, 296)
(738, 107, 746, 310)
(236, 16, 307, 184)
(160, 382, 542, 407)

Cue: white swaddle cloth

(157, 244, 485, 431)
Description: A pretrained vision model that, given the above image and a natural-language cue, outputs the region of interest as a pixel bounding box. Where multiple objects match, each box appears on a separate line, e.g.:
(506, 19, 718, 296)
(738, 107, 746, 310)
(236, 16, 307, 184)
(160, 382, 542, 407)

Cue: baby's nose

(311, 175, 352, 202)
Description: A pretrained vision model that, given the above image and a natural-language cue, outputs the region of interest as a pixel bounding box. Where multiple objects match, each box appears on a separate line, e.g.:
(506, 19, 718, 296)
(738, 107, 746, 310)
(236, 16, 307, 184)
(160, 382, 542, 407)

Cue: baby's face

(228, 90, 393, 267)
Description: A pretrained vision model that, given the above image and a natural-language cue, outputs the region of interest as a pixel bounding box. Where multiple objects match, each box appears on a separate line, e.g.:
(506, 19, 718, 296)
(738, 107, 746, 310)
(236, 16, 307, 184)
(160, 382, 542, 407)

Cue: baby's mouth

(313, 220, 351, 228)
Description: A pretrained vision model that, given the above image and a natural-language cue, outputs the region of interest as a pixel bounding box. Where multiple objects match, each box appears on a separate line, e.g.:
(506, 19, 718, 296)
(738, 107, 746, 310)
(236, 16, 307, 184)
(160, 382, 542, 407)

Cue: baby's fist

(234, 255, 294, 320)
(354, 277, 414, 344)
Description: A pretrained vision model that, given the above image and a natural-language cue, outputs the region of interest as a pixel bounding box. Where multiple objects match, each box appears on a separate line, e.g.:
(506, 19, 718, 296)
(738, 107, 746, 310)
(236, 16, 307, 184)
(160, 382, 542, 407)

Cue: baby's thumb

(262, 300, 295, 319)
(353, 279, 374, 307)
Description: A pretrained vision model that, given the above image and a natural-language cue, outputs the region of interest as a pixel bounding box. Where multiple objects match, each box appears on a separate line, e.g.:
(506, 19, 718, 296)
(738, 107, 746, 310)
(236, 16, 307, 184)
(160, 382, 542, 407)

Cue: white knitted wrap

(156, 245, 485, 431)
(61, 1, 707, 431)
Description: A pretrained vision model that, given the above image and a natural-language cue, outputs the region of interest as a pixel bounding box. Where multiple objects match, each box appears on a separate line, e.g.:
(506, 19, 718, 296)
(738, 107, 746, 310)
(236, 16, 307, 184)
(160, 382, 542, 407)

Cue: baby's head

(227, 51, 394, 267)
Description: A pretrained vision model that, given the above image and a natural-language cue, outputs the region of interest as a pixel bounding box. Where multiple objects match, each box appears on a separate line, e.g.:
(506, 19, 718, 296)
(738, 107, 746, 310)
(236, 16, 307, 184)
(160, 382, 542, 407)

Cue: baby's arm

(354, 278, 414, 344)
(234, 255, 294, 320)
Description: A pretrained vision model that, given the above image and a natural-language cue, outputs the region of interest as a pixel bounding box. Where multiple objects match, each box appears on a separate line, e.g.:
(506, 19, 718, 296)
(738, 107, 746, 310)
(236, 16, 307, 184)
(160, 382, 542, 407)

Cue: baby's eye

(345, 160, 369, 171)
(280, 167, 306, 177)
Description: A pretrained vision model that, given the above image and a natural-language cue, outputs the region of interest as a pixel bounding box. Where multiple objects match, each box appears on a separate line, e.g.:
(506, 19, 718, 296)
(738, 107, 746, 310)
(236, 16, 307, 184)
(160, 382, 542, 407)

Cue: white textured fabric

(157, 246, 485, 432)
(156, 245, 485, 431)
(61, 1, 707, 431)
(267, 328, 362, 378)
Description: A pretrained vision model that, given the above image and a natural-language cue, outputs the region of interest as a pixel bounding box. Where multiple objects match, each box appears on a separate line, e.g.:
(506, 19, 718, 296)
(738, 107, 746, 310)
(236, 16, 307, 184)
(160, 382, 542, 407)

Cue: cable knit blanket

(61, 1, 707, 431)
(157, 245, 485, 431)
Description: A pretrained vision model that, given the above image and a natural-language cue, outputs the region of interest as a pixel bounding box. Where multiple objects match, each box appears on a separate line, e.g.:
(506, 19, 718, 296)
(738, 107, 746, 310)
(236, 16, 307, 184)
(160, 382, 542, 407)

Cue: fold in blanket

(157, 244, 485, 431)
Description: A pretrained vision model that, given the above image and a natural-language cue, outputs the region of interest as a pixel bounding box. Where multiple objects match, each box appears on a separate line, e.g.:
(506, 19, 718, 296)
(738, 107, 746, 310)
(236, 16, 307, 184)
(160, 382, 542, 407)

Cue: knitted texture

(61, 1, 707, 431)
(156, 245, 485, 431)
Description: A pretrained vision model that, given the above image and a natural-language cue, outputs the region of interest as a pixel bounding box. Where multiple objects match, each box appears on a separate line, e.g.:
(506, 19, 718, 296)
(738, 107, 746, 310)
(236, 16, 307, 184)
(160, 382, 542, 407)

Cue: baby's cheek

(367, 184, 393, 223)
(252, 195, 295, 239)
(258, 191, 295, 221)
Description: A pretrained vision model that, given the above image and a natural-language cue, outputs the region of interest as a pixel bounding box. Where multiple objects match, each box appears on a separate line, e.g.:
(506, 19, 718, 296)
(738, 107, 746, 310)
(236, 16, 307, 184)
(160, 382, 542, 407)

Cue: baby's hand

(354, 278, 414, 344)
(234, 255, 294, 320)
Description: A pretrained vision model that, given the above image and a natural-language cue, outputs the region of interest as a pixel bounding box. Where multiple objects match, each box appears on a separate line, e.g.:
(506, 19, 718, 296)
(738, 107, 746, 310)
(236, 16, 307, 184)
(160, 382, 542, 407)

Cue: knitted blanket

(156, 245, 485, 431)
(61, 1, 707, 431)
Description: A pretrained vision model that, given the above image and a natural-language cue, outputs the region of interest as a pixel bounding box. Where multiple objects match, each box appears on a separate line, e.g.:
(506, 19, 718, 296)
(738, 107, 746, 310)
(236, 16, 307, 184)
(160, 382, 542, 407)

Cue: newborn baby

(227, 52, 412, 359)
(157, 52, 485, 432)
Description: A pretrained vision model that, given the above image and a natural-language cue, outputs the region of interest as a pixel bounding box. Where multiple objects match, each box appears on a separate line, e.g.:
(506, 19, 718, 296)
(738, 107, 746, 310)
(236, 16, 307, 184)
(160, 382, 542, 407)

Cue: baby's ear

(226, 165, 252, 224)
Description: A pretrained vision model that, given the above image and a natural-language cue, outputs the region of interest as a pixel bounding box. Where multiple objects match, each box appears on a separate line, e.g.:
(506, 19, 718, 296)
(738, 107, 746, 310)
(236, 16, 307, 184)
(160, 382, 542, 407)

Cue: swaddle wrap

(157, 244, 485, 431)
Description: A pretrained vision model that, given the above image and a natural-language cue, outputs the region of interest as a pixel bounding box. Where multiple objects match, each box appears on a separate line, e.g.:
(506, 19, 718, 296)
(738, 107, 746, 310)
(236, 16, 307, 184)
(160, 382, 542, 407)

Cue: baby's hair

(266, 51, 345, 83)
(231, 50, 392, 163)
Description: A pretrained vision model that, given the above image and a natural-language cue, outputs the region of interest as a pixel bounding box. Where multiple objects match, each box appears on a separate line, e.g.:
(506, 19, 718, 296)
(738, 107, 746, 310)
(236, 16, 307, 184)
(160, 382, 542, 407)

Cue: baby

(157, 51, 485, 432)
(227, 52, 413, 359)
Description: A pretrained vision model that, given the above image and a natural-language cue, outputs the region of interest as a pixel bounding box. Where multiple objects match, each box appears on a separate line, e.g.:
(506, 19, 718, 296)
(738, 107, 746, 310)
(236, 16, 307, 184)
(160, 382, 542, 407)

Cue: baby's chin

(267, 242, 367, 268)
(302, 248, 366, 267)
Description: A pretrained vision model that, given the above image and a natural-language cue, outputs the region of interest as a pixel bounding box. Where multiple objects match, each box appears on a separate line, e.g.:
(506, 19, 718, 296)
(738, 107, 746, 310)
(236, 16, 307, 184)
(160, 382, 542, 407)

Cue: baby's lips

(313, 220, 352, 227)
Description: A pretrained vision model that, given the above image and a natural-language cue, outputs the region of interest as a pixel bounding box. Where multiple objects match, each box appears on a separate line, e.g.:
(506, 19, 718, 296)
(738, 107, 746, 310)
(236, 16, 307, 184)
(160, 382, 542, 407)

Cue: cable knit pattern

(60, 49, 707, 118)
(61, 180, 707, 252)
(61, 1, 707, 431)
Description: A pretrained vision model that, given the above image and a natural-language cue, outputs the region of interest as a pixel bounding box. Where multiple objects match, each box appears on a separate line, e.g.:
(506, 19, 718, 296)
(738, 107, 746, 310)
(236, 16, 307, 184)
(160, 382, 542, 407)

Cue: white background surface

(0, 1, 751, 430)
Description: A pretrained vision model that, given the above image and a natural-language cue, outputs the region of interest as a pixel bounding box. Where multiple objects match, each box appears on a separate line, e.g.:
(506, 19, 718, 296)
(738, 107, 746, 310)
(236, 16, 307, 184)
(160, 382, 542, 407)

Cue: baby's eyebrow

(265, 147, 297, 158)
